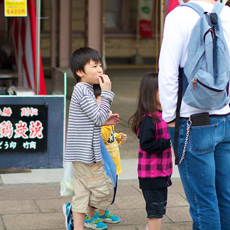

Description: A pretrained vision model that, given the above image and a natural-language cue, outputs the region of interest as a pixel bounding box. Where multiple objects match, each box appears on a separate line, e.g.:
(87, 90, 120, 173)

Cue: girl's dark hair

(226, 1, 230, 7)
(70, 47, 102, 82)
(128, 72, 159, 135)
(93, 84, 101, 98)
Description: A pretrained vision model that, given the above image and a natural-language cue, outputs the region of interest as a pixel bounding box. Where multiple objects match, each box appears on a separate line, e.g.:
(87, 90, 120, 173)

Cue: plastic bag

(60, 137, 116, 196)
(100, 136, 117, 187)
(60, 162, 75, 196)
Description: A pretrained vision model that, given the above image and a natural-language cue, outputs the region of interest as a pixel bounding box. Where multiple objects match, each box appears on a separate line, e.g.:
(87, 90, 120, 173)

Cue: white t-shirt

(159, 1, 230, 123)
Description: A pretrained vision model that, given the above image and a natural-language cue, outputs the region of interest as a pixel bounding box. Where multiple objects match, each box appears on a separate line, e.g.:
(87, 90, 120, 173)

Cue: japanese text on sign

(0, 105, 47, 153)
(4, 0, 27, 17)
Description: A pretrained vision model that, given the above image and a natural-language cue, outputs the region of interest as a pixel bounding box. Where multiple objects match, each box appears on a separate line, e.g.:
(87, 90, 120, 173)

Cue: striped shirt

(65, 82, 115, 163)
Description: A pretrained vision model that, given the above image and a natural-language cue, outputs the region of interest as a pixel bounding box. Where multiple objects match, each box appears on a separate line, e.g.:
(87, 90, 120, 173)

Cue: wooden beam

(59, 0, 72, 67)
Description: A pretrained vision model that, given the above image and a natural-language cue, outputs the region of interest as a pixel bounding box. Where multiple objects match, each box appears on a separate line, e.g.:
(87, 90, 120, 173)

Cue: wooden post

(51, 0, 57, 68)
(88, 0, 103, 55)
(160, 0, 167, 44)
(59, 0, 72, 67)
(36, 0, 41, 95)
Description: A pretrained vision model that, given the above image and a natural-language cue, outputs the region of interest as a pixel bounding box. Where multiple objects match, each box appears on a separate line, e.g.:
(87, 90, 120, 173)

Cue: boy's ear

(76, 70, 84, 78)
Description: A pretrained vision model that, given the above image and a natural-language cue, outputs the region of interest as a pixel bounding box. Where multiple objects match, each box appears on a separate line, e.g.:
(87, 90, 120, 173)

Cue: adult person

(158, 0, 230, 230)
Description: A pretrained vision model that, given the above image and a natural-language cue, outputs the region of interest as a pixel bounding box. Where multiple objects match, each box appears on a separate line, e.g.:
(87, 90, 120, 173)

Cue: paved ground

(0, 68, 192, 229)
(0, 179, 192, 230)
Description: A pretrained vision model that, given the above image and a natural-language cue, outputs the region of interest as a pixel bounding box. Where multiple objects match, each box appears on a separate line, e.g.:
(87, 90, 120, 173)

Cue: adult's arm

(158, 11, 184, 123)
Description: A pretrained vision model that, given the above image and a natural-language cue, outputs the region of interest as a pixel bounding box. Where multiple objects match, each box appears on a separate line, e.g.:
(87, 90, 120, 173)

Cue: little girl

(128, 73, 172, 230)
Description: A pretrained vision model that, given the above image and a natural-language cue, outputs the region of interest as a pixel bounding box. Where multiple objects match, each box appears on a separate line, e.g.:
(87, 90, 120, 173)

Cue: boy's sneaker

(63, 203, 74, 230)
(95, 209, 121, 224)
(84, 215, 108, 230)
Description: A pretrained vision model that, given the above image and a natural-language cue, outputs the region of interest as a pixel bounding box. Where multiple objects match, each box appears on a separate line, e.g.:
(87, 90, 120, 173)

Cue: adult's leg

(169, 119, 221, 230)
(214, 114, 230, 230)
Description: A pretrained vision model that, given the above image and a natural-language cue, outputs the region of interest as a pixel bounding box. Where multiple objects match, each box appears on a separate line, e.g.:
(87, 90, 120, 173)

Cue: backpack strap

(174, 2, 204, 165)
(173, 67, 183, 165)
(211, 2, 225, 15)
(179, 2, 205, 16)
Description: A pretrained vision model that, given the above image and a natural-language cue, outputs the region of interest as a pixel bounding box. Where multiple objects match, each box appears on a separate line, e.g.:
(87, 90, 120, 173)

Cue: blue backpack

(179, 1, 229, 110)
(174, 2, 229, 165)
(100, 136, 117, 188)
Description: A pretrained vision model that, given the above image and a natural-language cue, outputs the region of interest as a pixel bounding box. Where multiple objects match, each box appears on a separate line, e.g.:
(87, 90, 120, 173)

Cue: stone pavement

(0, 178, 192, 230)
(0, 68, 192, 229)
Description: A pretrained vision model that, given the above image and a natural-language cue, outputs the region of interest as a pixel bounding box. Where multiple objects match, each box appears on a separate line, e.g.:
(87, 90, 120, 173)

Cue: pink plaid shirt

(137, 111, 172, 178)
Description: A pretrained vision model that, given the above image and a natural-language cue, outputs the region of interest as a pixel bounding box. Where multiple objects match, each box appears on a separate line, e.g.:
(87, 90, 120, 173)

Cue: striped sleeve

(79, 89, 115, 126)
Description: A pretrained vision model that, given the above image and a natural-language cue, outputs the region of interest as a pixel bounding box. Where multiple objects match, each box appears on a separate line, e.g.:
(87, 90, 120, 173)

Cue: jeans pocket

(189, 124, 217, 153)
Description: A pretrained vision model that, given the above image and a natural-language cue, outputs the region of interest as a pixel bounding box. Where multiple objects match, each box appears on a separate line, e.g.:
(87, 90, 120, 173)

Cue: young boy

(64, 47, 115, 230)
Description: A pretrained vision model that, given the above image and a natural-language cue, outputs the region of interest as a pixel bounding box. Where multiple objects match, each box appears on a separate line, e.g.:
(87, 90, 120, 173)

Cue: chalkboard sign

(0, 96, 65, 169)
(0, 104, 48, 153)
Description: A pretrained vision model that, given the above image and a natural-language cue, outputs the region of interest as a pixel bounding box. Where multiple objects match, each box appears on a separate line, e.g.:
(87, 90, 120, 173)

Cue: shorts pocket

(189, 124, 217, 153)
(91, 162, 102, 171)
(85, 175, 111, 198)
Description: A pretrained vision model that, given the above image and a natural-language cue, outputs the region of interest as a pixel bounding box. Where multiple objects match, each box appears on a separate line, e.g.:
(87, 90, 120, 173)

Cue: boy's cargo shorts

(72, 161, 114, 213)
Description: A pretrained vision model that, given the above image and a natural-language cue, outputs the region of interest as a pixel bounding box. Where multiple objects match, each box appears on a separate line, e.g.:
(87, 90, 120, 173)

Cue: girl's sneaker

(95, 209, 121, 224)
(84, 215, 108, 230)
(146, 224, 149, 230)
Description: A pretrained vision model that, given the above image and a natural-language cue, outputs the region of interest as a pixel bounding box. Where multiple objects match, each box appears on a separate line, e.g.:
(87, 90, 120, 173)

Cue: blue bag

(179, 2, 229, 110)
(100, 136, 117, 187)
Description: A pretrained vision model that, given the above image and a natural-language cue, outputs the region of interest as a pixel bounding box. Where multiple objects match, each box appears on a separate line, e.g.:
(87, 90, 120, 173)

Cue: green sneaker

(84, 215, 108, 229)
(95, 209, 121, 224)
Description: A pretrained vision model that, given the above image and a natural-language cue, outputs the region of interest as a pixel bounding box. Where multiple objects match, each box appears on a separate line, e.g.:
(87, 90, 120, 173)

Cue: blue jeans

(168, 114, 230, 230)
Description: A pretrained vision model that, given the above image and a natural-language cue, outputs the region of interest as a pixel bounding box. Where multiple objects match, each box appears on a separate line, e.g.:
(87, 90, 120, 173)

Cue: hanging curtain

(11, 0, 46, 95)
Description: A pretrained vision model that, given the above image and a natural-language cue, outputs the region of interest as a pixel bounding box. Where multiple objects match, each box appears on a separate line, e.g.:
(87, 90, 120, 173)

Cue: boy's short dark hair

(70, 47, 102, 82)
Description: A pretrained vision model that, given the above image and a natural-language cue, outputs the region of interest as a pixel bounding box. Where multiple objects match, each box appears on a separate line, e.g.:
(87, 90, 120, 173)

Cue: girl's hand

(104, 113, 119, 126)
(98, 74, 111, 91)
(120, 134, 127, 144)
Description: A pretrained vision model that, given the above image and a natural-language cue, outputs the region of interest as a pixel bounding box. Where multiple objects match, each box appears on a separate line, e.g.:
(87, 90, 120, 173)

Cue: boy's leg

(98, 209, 106, 216)
(72, 212, 85, 230)
(87, 162, 114, 210)
(73, 161, 112, 229)
(72, 162, 91, 229)
(88, 205, 96, 219)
